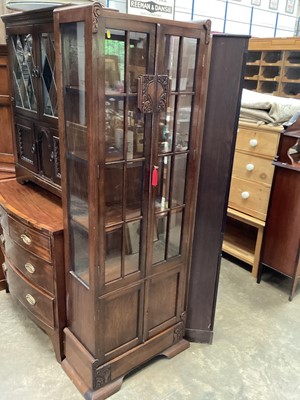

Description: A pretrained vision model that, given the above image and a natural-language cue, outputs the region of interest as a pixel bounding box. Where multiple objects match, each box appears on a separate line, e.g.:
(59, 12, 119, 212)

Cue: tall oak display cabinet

(54, 2, 211, 398)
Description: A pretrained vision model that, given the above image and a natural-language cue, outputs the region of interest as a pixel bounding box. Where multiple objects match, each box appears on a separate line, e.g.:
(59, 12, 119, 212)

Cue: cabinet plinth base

(62, 359, 124, 400)
(62, 325, 189, 400)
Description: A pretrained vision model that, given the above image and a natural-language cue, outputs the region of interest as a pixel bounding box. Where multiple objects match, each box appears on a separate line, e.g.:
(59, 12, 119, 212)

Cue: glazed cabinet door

(7, 26, 39, 120)
(97, 20, 156, 362)
(36, 24, 58, 121)
(144, 25, 208, 340)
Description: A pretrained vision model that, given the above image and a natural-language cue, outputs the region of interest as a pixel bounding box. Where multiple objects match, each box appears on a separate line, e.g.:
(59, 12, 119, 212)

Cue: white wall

(109, 0, 300, 37)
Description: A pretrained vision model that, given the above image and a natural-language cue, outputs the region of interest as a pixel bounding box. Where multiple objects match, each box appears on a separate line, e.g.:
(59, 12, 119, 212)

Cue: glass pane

(70, 223, 89, 284)
(158, 96, 175, 154)
(105, 164, 123, 225)
(10, 34, 37, 111)
(175, 95, 192, 151)
(128, 97, 145, 158)
(105, 29, 125, 94)
(67, 157, 88, 227)
(40, 32, 57, 117)
(124, 220, 141, 275)
(129, 32, 148, 93)
(166, 36, 179, 92)
(105, 228, 122, 283)
(61, 21, 89, 284)
(155, 156, 171, 212)
(152, 214, 167, 265)
(168, 210, 183, 259)
(179, 38, 197, 92)
(126, 161, 144, 219)
(105, 96, 124, 161)
(172, 154, 187, 207)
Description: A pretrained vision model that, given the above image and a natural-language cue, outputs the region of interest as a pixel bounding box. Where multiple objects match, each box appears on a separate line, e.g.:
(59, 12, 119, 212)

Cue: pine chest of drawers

(223, 121, 281, 277)
(0, 180, 65, 361)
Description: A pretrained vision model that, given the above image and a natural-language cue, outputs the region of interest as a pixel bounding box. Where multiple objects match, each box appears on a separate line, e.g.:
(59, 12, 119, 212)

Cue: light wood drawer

(4, 235, 54, 294)
(228, 177, 271, 220)
(5, 259, 55, 328)
(232, 152, 275, 185)
(236, 128, 279, 158)
(8, 216, 51, 262)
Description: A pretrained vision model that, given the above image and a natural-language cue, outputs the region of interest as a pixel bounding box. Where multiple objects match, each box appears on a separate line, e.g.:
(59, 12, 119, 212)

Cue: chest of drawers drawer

(228, 176, 271, 220)
(236, 127, 279, 157)
(4, 235, 54, 294)
(8, 216, 51, 262)
(232, 152, 275, 185)
(5, 259, 55, 328)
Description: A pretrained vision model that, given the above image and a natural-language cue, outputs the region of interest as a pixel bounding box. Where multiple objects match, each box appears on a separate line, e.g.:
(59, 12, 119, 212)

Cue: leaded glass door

(8, 28, 38, 119)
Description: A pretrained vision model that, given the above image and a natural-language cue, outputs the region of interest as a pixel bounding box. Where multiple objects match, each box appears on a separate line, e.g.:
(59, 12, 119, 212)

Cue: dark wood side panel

(261, 168, 300, 277)
(186, 34, 249, 343)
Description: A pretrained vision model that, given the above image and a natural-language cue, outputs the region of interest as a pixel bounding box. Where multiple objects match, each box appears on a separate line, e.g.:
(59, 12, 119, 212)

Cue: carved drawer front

(228, 176, 271, 220)
(236, 128, 279, 158)
(5, 259, 55, 328)
(8, 216, 51, 262)
(232, 152, 275, 185)
(4, 236, 54, 294)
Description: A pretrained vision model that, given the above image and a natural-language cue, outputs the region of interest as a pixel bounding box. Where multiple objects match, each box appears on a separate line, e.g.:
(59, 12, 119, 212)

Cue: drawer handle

(249, 139, 258, 147)
(246, 163, 254, 171)
(241, 191, 250, 199)
(25, 294, 36, 306)
(2, 262, 7, 272)
(0, 233, 5, 245)
(21, 234, 32, 246)
(25, 262, 35, 274)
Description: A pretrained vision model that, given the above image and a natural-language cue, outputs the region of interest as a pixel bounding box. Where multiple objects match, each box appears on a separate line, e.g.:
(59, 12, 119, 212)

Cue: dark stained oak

(186, 34, 249, 343)
(54, 3, 211, 398)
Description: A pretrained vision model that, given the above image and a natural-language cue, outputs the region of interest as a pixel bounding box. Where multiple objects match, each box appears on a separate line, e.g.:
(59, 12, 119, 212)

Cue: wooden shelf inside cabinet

(0, 179, 65, 361)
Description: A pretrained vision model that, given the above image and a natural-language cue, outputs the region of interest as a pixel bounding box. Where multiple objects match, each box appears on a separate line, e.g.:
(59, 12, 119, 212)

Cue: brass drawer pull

(21, 234, 32, 246)
(25, 294, 36, 306)
(25, 262, 35, 274)
(0, 233, 5, 245)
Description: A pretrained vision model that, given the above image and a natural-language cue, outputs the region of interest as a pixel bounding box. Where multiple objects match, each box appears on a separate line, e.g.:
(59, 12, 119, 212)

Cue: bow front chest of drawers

(0, 179, 65, 361)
